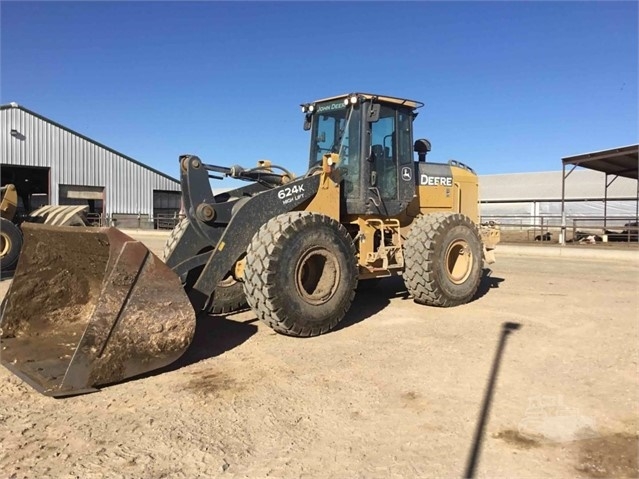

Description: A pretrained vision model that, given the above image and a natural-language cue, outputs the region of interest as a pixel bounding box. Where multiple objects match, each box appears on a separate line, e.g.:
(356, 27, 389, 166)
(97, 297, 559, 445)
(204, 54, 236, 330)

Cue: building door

(153, 190, 182, 229)
(0, 165, 50, 213)
(59, 184, 104, 211)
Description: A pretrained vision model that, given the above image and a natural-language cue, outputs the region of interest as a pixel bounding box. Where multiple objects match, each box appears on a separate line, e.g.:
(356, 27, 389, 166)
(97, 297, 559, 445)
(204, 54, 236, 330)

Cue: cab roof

(310, 93, 424, 110)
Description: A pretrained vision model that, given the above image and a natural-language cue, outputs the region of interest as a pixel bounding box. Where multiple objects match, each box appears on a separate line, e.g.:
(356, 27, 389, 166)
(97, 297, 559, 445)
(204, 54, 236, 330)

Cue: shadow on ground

(108, 269, 504, 388)
(336, 277, 408, 331)
(124, 313, 258, 383)
(338, 270, 504, 331)
(473, 268, 505, 302)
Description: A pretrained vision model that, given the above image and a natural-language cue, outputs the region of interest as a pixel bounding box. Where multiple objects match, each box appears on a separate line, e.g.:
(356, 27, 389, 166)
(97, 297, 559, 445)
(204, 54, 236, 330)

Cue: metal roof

(0, 102, 179, 184)
(480, 169, 637, 202)
(562, 144, 638, 180)
(308, 93, 424, 110)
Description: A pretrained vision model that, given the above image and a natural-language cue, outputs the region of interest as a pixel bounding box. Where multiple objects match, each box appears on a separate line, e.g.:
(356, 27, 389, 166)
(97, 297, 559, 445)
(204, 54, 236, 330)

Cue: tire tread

(404, 213, 481, 307)
(243, 212, 357, 337)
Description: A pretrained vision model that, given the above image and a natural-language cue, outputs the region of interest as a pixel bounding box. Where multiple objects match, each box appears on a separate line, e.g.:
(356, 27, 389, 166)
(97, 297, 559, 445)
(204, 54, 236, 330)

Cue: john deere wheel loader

(0, 93, 499, 396)
(1, 184, 89, 271)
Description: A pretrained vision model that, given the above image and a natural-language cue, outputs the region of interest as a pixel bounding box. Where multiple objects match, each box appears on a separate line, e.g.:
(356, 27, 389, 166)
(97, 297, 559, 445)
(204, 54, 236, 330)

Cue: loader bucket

(0, 223, 196, 397)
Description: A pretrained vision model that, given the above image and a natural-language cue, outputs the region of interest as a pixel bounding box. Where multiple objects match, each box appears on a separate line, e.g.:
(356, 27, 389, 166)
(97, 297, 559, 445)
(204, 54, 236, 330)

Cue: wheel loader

(0, 92, 499, 396)
(1, 183, 89, 271)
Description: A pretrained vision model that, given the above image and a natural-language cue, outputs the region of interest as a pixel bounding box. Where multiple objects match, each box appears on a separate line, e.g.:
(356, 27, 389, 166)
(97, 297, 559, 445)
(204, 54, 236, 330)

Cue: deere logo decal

(420, 174, 453, 187)
(401, 167, 412, 181)
(316, 102, 346, 113)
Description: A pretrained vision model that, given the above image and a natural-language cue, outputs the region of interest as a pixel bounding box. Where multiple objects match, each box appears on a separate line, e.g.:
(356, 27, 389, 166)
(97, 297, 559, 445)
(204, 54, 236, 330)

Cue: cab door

(367, 104, 414, 216)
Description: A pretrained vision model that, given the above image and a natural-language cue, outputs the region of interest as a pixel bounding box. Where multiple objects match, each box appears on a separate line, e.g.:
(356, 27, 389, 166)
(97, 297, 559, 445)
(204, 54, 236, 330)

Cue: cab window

(370, 105, 397, 199)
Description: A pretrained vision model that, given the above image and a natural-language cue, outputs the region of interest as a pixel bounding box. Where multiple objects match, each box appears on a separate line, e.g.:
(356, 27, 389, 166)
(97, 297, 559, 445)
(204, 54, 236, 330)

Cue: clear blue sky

(1, 1, 637, 183)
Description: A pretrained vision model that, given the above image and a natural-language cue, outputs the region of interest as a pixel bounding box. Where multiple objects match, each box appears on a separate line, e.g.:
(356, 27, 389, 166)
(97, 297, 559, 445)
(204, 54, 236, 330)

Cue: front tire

(404, 213, 482, 307)
(0, 218, 23, 272)
(243, 212, 358, 336)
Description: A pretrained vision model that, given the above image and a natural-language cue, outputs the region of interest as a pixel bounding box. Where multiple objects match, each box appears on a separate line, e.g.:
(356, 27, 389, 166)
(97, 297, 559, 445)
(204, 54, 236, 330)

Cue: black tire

(209, 274, 248, 314)
(163, 217, 248, 314)
(163, 217, 190, 262)
(243, 212, 358, 337)
(0, 218, 23, 272)
(404, 213, 482, 307)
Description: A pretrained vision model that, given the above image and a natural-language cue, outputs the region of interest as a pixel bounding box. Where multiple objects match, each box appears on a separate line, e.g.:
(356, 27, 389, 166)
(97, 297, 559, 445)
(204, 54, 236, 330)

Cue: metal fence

(80, 212, 185, 229)
(80, 211, 639, 243)
(154, 213, 185, 230)
(481, 215, 639, 243)
(84, 213, 105, 227)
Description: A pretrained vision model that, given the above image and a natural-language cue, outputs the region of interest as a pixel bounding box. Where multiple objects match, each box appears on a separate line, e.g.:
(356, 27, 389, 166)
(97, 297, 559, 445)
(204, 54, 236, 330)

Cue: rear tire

(163, 217, 190, 261)
(163, 217, 248, 314)
(209, 273, 248, 314)
(0, 218, 23, 272)
(404, 213, 482, 307)
(243, 212, 358, 336)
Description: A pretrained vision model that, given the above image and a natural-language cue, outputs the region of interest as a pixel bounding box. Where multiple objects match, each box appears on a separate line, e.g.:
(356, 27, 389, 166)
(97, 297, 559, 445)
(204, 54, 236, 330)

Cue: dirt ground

(0, 231, 637, 479)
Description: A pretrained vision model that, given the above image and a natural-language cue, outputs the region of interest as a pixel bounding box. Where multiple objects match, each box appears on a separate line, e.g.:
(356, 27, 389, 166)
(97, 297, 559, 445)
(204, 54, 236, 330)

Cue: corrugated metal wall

(1, 104, 180, 215)
(479, 169, 637, 224)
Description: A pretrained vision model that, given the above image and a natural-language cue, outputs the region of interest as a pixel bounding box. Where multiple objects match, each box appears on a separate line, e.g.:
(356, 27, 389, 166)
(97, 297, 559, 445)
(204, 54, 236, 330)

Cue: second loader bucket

(0, 223, 196, 397)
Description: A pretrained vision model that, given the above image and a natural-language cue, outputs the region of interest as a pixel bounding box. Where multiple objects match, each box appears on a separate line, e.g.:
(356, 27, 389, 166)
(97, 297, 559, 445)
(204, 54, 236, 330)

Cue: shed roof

(562, 144, 638, 180)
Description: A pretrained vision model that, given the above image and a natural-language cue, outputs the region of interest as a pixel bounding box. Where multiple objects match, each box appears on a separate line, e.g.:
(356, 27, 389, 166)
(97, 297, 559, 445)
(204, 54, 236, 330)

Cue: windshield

(308, 100, 361, 197)
(309, 100, 351, 167)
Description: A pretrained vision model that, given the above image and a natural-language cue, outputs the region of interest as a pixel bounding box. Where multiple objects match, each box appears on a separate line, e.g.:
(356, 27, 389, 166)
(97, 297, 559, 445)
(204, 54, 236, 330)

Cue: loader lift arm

(166, 155, 324, 314)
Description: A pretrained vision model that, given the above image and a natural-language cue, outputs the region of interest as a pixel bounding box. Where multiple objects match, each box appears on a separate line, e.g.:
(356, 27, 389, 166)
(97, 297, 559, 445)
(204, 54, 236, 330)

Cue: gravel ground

(0, 231, 637, 479)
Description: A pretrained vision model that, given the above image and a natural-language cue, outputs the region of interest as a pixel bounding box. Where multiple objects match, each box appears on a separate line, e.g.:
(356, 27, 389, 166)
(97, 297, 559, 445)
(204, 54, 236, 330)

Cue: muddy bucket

(0, 224, 196, 397)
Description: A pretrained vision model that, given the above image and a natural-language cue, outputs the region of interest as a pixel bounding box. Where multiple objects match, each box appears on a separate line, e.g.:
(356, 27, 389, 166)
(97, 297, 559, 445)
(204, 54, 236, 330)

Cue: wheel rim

(0, 232, 10, 257)
(218, 273, 237, 288)
(445, 239, 473, 284)
(295, 247, 340, 305)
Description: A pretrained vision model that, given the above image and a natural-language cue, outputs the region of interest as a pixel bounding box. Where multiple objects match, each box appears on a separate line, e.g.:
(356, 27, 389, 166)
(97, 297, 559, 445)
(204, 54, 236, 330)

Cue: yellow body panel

(0, 184, 18, 221)
(298, 153, 341, 221)
(296, 157, 493, 279)
(416, 165, 479, 223)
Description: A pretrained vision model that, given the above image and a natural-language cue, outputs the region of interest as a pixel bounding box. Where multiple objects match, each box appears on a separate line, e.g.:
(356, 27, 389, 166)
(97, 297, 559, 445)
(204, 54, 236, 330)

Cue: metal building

(478, 145, 638, 243)
(479, 168, 637, 218)
(1, 102, 181, 228)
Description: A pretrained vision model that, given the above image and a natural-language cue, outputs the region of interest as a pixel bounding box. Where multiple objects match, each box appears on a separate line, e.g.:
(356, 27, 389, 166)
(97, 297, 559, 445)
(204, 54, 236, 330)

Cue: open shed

(560, 144, 638, 243)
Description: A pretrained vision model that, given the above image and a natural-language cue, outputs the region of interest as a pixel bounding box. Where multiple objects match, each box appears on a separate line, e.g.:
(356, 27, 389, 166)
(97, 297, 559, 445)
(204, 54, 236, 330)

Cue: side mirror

(367, 104, 380, 123)
(303, 114, 312, 131)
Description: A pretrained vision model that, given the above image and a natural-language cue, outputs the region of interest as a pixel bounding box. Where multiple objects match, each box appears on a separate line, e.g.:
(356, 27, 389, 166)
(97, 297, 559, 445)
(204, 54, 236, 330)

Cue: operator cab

(302, 93, 425, 216)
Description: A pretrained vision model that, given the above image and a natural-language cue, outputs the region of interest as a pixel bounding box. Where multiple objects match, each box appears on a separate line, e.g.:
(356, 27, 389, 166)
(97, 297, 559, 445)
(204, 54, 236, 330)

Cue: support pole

(560, 163, 566, 245)
(604, 174, 608, 229)
(604, 174, 619, 230)
(560, 163, 578, 245)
